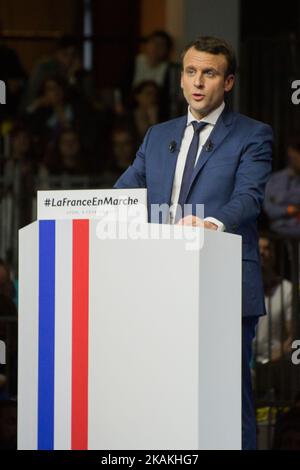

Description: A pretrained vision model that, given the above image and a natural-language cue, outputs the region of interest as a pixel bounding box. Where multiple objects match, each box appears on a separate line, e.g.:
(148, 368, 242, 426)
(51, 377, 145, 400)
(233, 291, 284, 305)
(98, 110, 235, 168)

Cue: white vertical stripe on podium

(54, 220, 72, 449)
(18, 224, 39, 449)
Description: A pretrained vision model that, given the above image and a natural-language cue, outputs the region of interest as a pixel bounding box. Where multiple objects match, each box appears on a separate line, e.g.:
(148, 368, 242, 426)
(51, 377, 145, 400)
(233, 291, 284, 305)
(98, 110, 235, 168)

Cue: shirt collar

(187, 101, 225, 126)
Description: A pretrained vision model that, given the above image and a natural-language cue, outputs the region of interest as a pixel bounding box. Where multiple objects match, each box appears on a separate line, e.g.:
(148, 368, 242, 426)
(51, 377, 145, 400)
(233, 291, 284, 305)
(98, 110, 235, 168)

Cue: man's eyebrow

(202, 67, 219, 73)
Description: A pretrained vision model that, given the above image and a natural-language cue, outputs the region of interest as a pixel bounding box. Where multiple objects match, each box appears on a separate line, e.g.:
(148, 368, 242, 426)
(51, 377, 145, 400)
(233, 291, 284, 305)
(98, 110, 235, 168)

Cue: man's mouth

(192, 93, 205, 101)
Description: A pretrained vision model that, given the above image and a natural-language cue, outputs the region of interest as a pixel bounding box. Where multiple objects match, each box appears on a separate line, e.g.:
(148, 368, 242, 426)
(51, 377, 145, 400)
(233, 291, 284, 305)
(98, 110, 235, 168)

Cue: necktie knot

(192, 120, 208, 134)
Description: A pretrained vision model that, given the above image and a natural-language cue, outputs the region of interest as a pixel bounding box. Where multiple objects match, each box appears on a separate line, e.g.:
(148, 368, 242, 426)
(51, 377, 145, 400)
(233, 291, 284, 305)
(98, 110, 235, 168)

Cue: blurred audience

(119, 30, 182, 120)
(40, 128, 86, 177)
(254, 235, 293, 401)
(0, 259, 17, 401)
(1, 124, 36, 227)
(264, 138, 300, 236)
(0, 400, 17, 449)
(0, 22, 27, 122)
(132, 80, 161, 141)
(23, 74, 98, 160)
(255, 236, 293, 363)
(272, 393, 300, 450)
(101, 123, 137, 185)
(132, 30, 173, 88)
(21, 35, 94, 110)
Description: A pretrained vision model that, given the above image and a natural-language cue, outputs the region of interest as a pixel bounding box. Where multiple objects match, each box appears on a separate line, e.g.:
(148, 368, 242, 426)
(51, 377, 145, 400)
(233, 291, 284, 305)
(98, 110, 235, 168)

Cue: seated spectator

(21, 35, 94, 110)
(1, 124, 36, 227)
(254, 236, 294, 400)
(132, 30, 173, 88)
(39, 128, 87, 177)
(255, 236, 293, 363)
(24, 75, 75, 139)
(132, 80, 161, 141)
(264, 138, 300, 236)
(100, 124, 137, 186)
(119, 30, 182, 119)
(24, 74, 99, 160)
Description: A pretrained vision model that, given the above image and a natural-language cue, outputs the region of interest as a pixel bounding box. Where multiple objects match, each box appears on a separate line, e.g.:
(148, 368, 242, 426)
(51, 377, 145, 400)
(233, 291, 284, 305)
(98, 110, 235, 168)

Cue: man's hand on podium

(176, 215, 218, 230)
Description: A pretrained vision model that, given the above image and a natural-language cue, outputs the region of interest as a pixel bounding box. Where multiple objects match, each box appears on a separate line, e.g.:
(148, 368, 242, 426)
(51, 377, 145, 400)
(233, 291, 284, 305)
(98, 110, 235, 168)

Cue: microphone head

(169, 141, 177, 153)
(205, 140, 214, 152)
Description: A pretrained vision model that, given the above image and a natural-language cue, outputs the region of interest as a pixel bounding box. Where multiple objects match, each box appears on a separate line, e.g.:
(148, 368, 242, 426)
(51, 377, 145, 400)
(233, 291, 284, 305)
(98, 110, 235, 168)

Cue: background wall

(0, 0, 81, 73)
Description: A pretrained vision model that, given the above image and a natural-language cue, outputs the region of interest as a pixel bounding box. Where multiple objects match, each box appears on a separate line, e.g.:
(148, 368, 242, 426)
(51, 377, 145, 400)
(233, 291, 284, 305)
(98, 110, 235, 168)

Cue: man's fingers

(176, 216, 204, 226)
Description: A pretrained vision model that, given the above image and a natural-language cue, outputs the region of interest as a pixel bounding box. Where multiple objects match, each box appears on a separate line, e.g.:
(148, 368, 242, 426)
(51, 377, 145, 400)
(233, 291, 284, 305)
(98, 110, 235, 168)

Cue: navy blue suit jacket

(114, 106, 273, 317)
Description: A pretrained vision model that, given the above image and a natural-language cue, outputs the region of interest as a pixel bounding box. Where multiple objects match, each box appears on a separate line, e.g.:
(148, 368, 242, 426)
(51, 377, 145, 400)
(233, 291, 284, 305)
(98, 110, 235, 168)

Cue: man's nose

(193, 73, 204, 88)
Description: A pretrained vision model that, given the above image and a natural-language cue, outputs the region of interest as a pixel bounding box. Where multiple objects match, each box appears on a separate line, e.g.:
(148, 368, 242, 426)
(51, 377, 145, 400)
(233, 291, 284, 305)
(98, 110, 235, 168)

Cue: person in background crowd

(21, 35, 94, 110)
(132, 30, 173, 88)
(0, 258, 15, 300)
(119, 30, 182, 120)
(254, 235, 293, 400)
(24, 75, 75, 140)
(264, 138, 300, 236)
(0, 259, 17, 401)
(111, 124, 137, 174)
(0, 22, 27, 122)
(39, 128, 86, 178)
(255, 236, 293, 362)
(23, 74, 97, 159)
(1, 124, 36, 227)
(132, 80, 161, 141)
(100, 123, 137, 185)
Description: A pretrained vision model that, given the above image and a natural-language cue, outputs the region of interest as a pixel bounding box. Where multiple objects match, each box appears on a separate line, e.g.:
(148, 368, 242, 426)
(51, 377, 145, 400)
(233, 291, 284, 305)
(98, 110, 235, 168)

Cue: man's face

(259, 237, 273, 269)
(181, 47, 234, 119)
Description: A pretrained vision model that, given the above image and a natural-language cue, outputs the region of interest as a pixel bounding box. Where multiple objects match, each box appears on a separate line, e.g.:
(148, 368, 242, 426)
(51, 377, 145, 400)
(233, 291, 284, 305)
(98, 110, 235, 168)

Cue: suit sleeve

(114, 127, 153, 189)
(210, 123, 273, 233)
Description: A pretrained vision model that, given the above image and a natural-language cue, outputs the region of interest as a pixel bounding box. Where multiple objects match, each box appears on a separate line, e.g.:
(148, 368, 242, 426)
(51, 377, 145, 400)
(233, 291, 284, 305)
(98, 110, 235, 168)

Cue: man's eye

(205, 71, 216, 77)
(186, 69, 195, 75)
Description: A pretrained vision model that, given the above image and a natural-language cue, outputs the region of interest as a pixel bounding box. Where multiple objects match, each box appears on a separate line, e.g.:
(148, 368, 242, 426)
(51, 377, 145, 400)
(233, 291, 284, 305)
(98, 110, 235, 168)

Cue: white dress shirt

(169, 101, 225, 230)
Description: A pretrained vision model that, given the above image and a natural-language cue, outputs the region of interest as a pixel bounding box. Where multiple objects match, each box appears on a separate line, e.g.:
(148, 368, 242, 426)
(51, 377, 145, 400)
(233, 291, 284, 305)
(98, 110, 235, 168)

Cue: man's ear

(180, 70, 184, 90)
(224, 74, 235, 92)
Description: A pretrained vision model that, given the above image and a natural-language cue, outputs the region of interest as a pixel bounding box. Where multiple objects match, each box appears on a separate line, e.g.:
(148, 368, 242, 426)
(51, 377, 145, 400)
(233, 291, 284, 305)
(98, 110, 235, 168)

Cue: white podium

(18, 220, 241, 450)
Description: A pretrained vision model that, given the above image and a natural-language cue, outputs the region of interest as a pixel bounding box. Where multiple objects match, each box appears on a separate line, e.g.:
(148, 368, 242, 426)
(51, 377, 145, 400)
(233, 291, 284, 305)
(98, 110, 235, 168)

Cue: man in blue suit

(114, 36, 273, 449)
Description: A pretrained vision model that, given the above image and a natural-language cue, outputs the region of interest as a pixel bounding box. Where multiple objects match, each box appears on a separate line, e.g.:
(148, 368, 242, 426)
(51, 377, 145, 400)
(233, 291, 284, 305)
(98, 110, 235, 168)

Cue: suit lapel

(187, 106, 234, 198)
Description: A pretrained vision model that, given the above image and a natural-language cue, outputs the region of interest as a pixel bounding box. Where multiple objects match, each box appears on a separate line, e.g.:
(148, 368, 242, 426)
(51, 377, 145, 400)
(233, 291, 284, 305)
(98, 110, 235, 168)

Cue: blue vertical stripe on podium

(38, 220, 56, 450)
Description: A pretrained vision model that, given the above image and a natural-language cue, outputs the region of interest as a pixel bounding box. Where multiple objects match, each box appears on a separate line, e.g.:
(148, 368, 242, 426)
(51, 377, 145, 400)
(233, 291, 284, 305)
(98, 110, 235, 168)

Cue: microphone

(169, 141, 177, 153)
(204, 139, 214, 152)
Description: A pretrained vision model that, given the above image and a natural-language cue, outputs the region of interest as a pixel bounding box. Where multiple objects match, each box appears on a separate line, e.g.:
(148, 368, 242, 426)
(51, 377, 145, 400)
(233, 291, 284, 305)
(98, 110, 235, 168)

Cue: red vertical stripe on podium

(72, 220, 89, 449)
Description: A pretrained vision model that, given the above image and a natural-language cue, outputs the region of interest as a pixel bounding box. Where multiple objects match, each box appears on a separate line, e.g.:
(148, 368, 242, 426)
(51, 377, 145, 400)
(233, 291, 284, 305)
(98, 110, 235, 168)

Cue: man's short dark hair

(181, 36, 237, 77)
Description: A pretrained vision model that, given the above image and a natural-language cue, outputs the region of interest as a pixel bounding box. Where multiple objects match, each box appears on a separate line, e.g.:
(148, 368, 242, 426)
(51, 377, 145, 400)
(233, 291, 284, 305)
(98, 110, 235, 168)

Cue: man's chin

(189, 103, 208, 118)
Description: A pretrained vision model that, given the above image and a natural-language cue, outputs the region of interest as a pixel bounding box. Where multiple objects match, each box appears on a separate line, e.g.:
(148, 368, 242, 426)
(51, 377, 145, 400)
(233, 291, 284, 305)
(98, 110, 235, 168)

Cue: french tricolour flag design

(19, 220, 90, 450)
